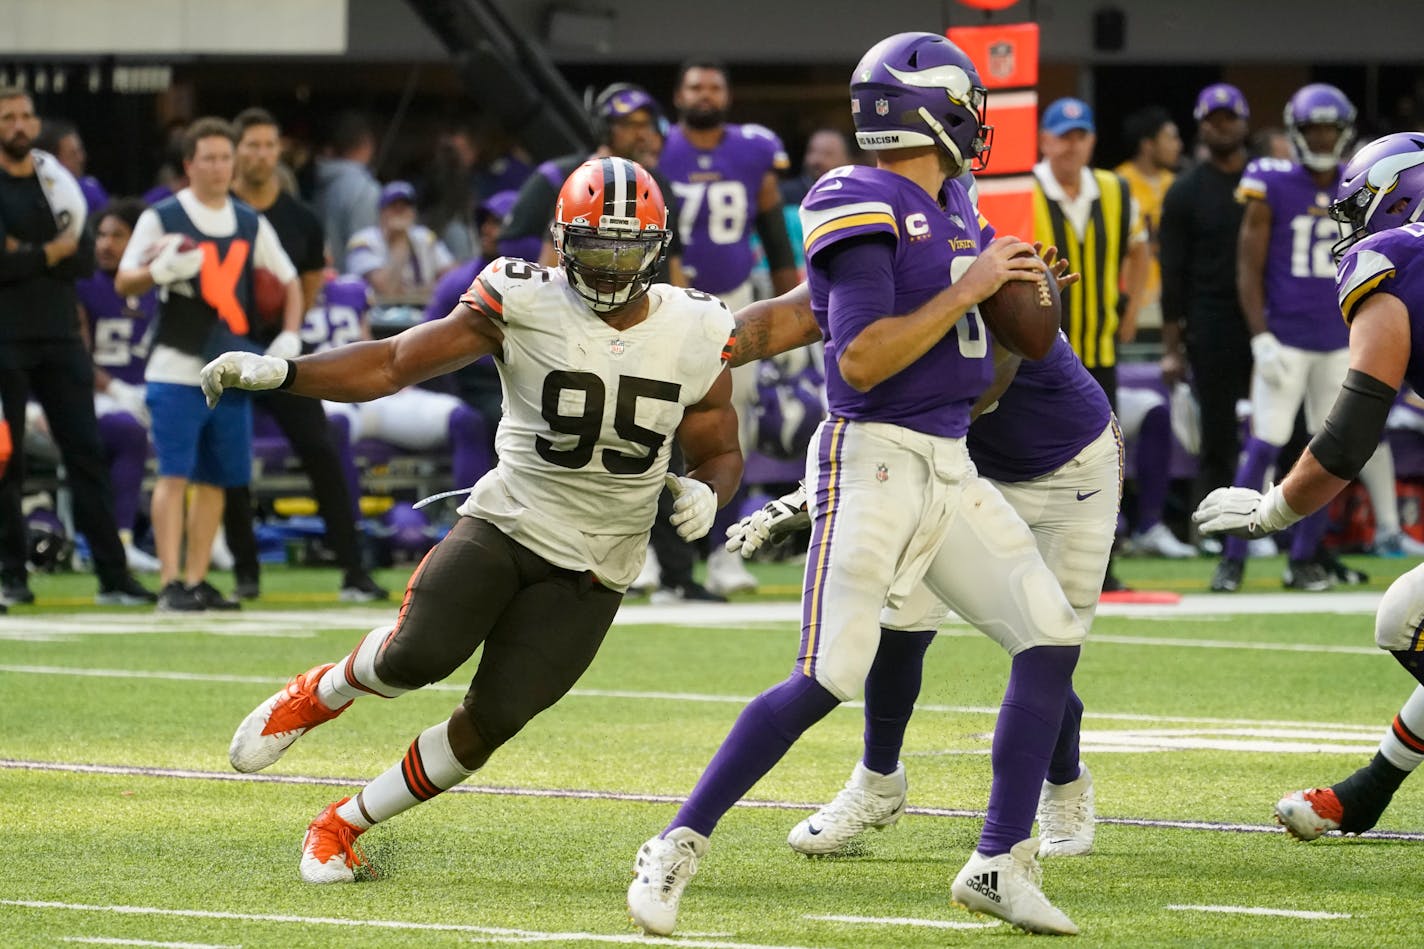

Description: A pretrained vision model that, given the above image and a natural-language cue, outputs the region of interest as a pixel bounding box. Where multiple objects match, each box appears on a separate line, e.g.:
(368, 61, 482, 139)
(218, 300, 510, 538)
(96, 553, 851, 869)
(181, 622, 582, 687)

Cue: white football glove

(148, 237, 204, 286)
(725, 483, 810, 559)
(1192, 484, 1303, 539)
(1250, 331, 1287, 387)
(201, 351, 291, 409)
(665, 473, 717, 542)
(105, 379, 150, 426)
(264, 330, 302, 360)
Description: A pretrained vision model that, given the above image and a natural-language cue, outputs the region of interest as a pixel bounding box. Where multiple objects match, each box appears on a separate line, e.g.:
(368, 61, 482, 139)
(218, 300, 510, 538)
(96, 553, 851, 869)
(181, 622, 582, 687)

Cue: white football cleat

(1275, 788, 1343, 841)
(229, 663, 347, 773)
(951, 837, 1078, 935)
(627, 827, 708, 936)
(300, 797, 368, 883)
(124, 543, 162, 574)
(1130, 523, 1197, 559)
(1037, 765, 1096, 857)
(787, 761, 907, 855)
(705, 547, 758, 596)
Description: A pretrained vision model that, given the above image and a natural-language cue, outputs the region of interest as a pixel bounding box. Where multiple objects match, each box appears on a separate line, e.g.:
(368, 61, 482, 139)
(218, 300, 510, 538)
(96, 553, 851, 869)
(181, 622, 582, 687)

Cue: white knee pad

(1375, 566, 1424, 652)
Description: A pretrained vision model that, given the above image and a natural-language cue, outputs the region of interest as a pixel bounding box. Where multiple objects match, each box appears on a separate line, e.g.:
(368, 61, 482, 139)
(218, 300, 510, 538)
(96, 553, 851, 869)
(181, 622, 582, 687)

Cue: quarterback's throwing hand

(1192, 484, 1303, 539)
(725, 483, 810, 559)
(665, 474, 717, 542)
(201, 351, 290, 409)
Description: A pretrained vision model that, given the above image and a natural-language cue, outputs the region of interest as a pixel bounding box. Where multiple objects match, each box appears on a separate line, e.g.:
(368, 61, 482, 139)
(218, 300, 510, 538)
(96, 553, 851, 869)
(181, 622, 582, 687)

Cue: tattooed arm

(728, 282, 822, 368)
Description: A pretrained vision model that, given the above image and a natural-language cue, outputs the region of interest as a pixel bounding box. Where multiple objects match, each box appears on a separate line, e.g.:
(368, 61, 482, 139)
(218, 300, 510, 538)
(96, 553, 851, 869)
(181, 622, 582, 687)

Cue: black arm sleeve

(1308, 369, 1398, 481)
(755, 206, 796, 272)
(51, 226, 96, 282)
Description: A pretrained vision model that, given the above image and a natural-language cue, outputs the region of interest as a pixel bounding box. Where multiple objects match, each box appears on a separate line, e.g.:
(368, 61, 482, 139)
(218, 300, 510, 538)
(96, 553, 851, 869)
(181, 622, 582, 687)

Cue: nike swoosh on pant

(1076, 489, 1102, 501)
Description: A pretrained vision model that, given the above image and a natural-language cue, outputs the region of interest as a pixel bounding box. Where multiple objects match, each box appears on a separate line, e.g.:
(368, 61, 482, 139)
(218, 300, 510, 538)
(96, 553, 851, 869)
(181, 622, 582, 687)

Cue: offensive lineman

(200, 157, 742, 882)
(626, 32, 1085, 937)
(1194, 133, 1424, 842)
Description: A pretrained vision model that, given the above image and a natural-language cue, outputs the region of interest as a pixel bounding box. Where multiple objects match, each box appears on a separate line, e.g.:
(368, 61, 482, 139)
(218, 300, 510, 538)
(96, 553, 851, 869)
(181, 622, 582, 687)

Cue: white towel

(31, 149, 86, 240)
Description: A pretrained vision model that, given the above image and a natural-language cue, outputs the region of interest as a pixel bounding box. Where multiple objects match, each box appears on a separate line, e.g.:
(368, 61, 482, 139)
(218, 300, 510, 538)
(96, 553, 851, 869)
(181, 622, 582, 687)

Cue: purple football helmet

(1284, 83, 1356, 173)
(850, 32, 992, 171)
(1329, 132, 1424, 258)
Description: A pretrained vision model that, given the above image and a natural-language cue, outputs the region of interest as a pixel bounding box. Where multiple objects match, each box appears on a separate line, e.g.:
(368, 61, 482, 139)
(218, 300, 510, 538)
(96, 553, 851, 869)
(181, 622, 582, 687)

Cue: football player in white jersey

(200, 157, 742, 883)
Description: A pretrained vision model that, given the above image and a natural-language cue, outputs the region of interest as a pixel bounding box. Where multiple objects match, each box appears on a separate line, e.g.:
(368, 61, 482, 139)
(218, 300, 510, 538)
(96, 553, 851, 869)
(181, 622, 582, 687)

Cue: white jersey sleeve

(457, 266, 734, 590)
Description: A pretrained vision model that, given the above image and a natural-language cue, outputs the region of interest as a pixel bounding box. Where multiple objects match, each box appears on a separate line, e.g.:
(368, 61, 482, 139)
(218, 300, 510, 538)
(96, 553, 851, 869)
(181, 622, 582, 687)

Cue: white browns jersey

(456, 257, 734, 589)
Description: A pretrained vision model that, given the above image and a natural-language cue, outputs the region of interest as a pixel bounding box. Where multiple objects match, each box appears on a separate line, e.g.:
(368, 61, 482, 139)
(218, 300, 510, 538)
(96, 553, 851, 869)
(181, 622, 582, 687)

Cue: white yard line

(2, 901, 817, 949)
(803, 914, 998, 930)
(1166, 904, 1352, 920)
(0, 663, 1400, 733)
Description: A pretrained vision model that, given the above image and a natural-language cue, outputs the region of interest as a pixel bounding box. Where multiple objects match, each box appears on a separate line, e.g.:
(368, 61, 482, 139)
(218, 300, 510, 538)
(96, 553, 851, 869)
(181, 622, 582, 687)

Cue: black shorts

(377, 516, 624, 748)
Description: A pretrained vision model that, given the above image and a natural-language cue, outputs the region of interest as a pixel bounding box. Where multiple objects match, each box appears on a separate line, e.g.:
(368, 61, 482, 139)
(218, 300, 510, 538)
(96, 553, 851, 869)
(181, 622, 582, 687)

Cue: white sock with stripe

(337, 720, 477, 829)
(317, 626, 409, 709)
(1379, 685, 1424, 772)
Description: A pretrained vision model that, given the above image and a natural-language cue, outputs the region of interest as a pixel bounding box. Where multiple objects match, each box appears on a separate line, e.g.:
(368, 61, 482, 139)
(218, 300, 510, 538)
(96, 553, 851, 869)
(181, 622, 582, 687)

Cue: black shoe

(96, 574, 158, 606)
(2, 581, 34, 605)
(1100, 573, 1132, 593)
(157, 580, 205, 612)
(1316, 551, 1369, 586)
(1283, 559, 1332, 592)
(650, 582, 727, 604)
(339, 570, 389, 603)
(235, 575, 261, 601)
(188, 579, 241, 610)
(1210, 558, 1244, 593)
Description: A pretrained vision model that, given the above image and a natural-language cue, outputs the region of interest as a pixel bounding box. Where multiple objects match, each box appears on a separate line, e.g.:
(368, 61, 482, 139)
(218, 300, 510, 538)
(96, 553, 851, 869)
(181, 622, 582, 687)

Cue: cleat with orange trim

(300, 797, 368, 883)
(1275, 788, 1343, 840)
(229, 663, 347, 773)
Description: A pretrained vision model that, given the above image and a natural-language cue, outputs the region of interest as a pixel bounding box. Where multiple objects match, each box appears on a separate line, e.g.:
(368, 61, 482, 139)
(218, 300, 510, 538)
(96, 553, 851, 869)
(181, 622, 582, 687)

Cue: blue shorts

(147, 382, 252, 487)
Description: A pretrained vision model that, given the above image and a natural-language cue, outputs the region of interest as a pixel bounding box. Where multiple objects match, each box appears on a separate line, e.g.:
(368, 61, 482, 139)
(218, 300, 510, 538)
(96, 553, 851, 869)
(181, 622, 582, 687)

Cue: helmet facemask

(556, 222, 670, 313)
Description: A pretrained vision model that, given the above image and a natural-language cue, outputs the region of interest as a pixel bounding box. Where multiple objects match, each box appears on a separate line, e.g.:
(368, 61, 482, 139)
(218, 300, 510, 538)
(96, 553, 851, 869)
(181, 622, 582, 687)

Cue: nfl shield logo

(988, 41, 1015, 80)
(875, 463, 889, 483)
(609, 338, 626, 357)
(875, 98, 890, 116)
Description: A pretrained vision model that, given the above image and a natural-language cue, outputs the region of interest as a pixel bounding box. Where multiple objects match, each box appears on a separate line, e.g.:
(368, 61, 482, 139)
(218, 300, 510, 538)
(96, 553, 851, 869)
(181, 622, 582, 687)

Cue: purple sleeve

(821, 235, 896, 348)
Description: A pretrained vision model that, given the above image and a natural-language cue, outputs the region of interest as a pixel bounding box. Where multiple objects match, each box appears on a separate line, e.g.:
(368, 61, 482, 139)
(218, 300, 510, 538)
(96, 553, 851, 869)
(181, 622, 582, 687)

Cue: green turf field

(2, 553, 1421, 947)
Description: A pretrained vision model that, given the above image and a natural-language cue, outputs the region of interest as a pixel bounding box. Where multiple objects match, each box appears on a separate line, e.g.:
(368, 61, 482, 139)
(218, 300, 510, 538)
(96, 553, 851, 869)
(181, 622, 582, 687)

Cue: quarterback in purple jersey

(1196, 133, 1424, 843)
(628, 33, 1085, 937)
(75, 200, 160, 572)
(1214, 84, 1400, 592)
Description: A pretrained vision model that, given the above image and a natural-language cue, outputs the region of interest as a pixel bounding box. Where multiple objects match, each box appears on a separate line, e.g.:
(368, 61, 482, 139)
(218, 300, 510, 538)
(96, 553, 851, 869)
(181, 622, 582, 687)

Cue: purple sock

(99, 411, 148, 532)
(1047, 689, 1084, 785)
(1224, 436, 1280, 562)
(448, 404, 495, 488)
(326, 413, 362, 518)
(979, 645, 1080, 856)
(1133, 404, 1172, 533)
(1289, 507, 1330, 561)
(863, 628, 936, 774)
(668, 673, 841, 837)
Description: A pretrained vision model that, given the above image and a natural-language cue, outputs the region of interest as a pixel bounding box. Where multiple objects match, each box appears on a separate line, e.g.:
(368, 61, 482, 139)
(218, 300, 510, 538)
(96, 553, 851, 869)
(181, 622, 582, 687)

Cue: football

(140, 232, 200, 264)
(977, 250, 1061, 361)
(252, 267, 287, 325)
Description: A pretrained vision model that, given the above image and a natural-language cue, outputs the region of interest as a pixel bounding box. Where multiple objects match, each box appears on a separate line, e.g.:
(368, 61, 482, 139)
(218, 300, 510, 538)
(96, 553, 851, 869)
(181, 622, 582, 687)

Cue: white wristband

(1257, 484, 1304, 534)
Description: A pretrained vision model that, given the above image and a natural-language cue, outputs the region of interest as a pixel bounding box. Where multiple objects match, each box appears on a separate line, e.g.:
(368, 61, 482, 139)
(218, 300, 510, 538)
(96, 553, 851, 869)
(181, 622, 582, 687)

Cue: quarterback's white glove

(725, 483, 810, 559)
(148, 237, 204, 286)
(264, 330, 302, 360)
(665, 473, 717, 542)
(1250, 331, 1287, 387)
(105, 379, 150, 426)
(1192, 484, 1304, 539)
(201, 351, 291, 409)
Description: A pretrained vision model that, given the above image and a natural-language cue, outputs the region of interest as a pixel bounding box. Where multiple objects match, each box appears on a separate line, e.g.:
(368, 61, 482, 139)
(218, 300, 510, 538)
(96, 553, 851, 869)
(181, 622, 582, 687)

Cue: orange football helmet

(552, 156, 671, 313)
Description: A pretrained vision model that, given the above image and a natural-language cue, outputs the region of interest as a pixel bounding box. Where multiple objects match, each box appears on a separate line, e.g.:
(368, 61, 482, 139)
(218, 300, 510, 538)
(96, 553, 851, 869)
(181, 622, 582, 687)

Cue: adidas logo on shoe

(964, 870, 1001, 903)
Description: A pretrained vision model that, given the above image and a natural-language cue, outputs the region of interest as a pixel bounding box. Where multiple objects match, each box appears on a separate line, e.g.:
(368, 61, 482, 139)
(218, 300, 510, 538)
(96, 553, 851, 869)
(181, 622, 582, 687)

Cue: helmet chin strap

(918, 107, 966, 167)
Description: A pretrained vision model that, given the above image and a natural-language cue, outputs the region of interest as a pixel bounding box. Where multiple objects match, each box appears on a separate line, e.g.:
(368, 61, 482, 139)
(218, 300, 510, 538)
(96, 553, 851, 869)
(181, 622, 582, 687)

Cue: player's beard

(680, 107, 726, 130)
(0, 134, 32, 162)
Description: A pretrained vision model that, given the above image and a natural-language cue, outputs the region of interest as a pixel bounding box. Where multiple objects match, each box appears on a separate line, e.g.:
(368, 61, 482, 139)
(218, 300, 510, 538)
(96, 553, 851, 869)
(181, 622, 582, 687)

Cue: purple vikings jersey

(968, 334, 1112, 482)
(301, 275, 371, 353)
(1337, 223, 1424, 394)
(76, 272, 156, 386)
(800, 165, 993, 438)
(426, 259, 483, 324)
(660, 123, 789, 294)
(1237, 158, 1349, 351)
